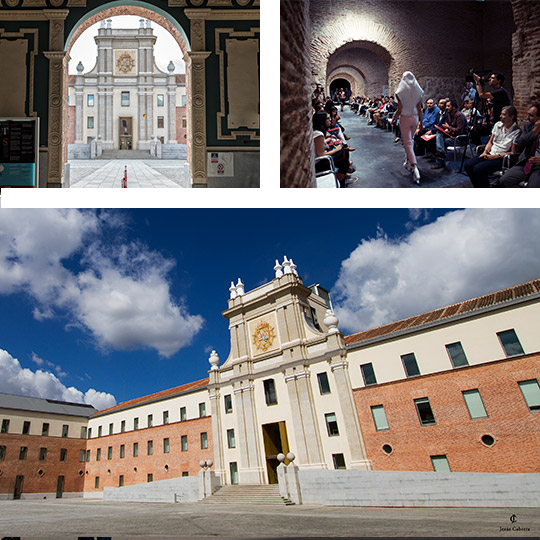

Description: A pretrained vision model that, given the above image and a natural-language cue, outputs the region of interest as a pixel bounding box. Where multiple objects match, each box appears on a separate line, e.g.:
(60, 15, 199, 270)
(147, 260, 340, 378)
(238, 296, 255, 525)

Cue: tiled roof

(0, 392, 96, 417)
(93, 377, 208, 417)
(345, 278, 540, 347)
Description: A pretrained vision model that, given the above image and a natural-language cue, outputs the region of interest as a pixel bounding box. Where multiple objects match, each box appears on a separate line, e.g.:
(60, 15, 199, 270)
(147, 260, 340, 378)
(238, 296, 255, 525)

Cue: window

(81, 426, 87, 439)
(446, 342, 469, 368)
(107, 446, 112, 460)
(317, 372, 331, 395)
(39, 448, 47, 461)
(360, 363, 377, 386)
(157, 94, 164, 107)
(157, 116, 164, 129)
(96, 448, 101, 461)
(147, 473, 153, 483)
(462, 389, 488, 419)
(332, 453, 346, 469)
(133, 442, 138, 457)
(224, 394, 233, 413)
(119, 475, 124, 487)
(181, 435, 188, 451)
(414, 397, 436, 426)
(148, 414, 153, 428)
(182, 471, 189, 477)
(108, 423, 113, 435)
(87, 94, 94, 107)
(163, 438, 170, 454)
(147, 440, 153, 456)
(79, 450, 86, 462)
(370, 405, 389, 431)
(120, 444, 125, 458)
(163, 411, 169, 424)
(180, 407, 186, 421)
(497, 329, 524, 357)
(431, 455, 451, 472)
(22, 421, 30, 435)
(199, 403, 206, 417)
(134, 417, 139, 430)
(87, 116, 94, 129)
(19, 446, 27, 460)
(95, 476, 100, 489)
(0, 445, 5, 460)
(86, 450, 90, 462)
(518, 380, 540, 411)
(1, 419, 9, 433)
(200, 432, 208, 449)
(98, 425, 102, 437)
(62, 424, 69, 438)
(181, 94, 186, 107)
(263, 379, 277, 405)
(401, 353, 420, 377)
(121, 91, 130, 106)
(120, 420, 126, 433)
(60, 448, 67, 461)
(42, 423, 49, 436)
(182, 116, 187, 128)
(227, 429, 235, 449)
(88, 427, 92, 439)
(325, 413, 340, 436)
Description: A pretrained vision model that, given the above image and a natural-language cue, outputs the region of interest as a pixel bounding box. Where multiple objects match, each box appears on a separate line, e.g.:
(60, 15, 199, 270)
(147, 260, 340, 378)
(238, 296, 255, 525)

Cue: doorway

(229, 462, 238, 485)
(13, 475, 24, 500)
(56, 475, 65, 498)
(119, 118, 133, 150)
(262, 421, 290, 484)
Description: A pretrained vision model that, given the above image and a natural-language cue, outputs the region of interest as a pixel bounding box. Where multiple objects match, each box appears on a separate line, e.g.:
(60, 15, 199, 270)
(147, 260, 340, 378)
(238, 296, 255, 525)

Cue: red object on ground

(122, 166, 127, 188)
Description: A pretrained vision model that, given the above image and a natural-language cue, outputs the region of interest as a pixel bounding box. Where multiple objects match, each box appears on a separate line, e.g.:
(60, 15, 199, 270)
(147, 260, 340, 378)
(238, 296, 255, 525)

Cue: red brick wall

(353, 354, 540, 473)
(176, 106, 187, 144)
(83, 417, 212, 493)
(66, 104, 76, 145)
(0, 434, 87, 497)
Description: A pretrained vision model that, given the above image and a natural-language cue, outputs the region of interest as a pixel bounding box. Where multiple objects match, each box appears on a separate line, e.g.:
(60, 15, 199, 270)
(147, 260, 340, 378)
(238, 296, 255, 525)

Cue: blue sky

(1, 208, 539, 410)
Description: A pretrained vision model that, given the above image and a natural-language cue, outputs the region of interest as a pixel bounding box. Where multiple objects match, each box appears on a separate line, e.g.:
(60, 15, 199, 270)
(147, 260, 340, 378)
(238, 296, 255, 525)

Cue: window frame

(497, 329, 525, 357)
(401, 353, 421, 378)
(414, 397, 436, 426)
(181, 434, 188, 452)
(462, 389, 488, 419)
(360, 363, 377, 386)
(263, 379, 278, 406)
(317, 372, 331, 395)
(121, 91, 130, 107)
(445, 341, 469, 368)
(224, 394, 233, 414)
(324, 412, 340, 436)
(518, 379, 540, 412)
(227, 428, 236, 449)
(200, 432, 208, 450)
(370, 404, 389, 431)
(157, 94, 164, 107)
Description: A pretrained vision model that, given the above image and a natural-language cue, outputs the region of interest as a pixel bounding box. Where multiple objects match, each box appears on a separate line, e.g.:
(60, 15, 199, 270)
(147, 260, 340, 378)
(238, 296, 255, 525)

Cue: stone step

(199, 485, 293, 505)
(98, 150, 158, 160)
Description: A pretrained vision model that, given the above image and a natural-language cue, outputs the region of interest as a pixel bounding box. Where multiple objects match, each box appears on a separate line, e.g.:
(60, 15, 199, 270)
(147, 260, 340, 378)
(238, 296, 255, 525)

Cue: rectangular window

(332, 453, 346, 469)
(182, 94, 187, 107)
(227, 429, 236, 449)
(107, 446, 112, 460)
(81, 426, 87, 439)
(325, 412, 340, 436)
(446, 342, 469, 368)
(180, 407, 186, 421)
(147, 440, 153, 456)
(181, 435, 188, 451)
(401, 353, 420, 377)
(147, 473, 153, 483)
(0, 445, 6, 460)
(42, 422, 49, 436)
(96, 448, 101, 461)
(87, 116, 94, 129)
(148, 414, 153, 428)
(360, 363, 377, 386)
(108, 423, 113, 435)
(120, 444, 125, 459)
(95, 476, 100, 489)
(371, 405, 389, 431)
(157, 116, 164, 129)
(199, 403, 206, 417)
(39, 447, 47, 461)
(79, 449, 86, 462)
(86, 449, 90, 462)
(462, 389, 488, 419)
(22, 421, 30, 435)
(518, 380, 540, 412)
(1, 419, 9, 433)
(182, 471, 188, 477)
(263, 379, 278, 405)
(497, 329, 525, 357)
(88, 427, 92, 439)
(60, 448, 67, 461)
(317, 372, 331, 395)
(157, 94, 164, 107)
(87, 94, 94, 107)
(120, 420, 125, 433)
(182, 116, 187, 129)
(121, 91, 130, 106)
(119, 475, 124, 487)
(431, 455, 451, 472)
(19, 446, 27, 460)
(224, 394, 233, 413)
(62, 425, 69, 438)
(200, 432, 208, 449)
(134, 417, 139, 430)
(163, 411, 169, 424)
(415, 397, 436, 426)
(163, 438, 170, 454)
(133, 442, 138, 457)
(98, 425, 102, 437)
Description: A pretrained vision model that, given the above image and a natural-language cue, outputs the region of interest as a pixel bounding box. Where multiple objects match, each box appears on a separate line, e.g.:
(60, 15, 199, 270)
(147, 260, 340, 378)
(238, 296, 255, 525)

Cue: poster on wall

(0, 118, 39, 188)
(207, 152, 234, 177)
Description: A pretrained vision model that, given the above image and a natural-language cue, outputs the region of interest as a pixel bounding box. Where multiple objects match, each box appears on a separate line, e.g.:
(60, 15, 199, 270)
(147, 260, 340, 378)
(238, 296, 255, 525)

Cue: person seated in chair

(499, 103, 540, 188)
(414, 98, 439, 155)
(464, 106, 521, 188)
(431, 99, 468, 169)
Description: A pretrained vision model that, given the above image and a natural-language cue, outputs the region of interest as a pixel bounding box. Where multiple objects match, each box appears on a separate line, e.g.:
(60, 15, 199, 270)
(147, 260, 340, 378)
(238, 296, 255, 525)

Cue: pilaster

(208, 390, 226, 483)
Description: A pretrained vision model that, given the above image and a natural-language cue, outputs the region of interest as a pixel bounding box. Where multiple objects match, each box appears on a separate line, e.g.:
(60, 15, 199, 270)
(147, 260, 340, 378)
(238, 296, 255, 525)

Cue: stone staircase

(199, 484, 294, 506)
(98, 149, 157, 160)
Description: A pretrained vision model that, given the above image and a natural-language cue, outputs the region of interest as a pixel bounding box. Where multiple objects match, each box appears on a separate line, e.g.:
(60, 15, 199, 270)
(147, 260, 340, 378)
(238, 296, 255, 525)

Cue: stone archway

(328, 67, 366, 98)
(329, 74, 354, 97)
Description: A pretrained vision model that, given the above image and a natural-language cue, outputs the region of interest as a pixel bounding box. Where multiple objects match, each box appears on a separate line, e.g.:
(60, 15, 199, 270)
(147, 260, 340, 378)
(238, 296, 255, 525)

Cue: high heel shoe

(403, 160, 412, 172)
(412, 165, 421, 184)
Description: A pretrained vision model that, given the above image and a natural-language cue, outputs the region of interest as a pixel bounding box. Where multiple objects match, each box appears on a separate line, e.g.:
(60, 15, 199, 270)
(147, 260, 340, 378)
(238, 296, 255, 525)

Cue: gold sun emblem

(252, 322, 276, 352)
(116, 54, 135, 74)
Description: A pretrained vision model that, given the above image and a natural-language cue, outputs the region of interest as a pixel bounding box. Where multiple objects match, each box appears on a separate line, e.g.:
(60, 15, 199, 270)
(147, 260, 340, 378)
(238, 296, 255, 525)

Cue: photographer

(473, 72, 511, 127)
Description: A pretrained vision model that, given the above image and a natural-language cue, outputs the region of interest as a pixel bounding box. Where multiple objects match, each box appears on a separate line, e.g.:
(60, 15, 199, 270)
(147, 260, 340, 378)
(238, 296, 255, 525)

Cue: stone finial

(236, 278, 245, 296)
(323, 309, 339, 334)
(139, 18, 145, 29)
(146, 19, 152, 29)
(209, 350, 220, 371)
(229, 281, 237, 299)
(100, 20, 106, 29)
(76, 61, 84, 74)
(274, 259, 283, 278)
(282, 255, 292, 274)
(167, 61, 175, 73)
(106, 19, 112, 29)
(290, 258, 298, 276)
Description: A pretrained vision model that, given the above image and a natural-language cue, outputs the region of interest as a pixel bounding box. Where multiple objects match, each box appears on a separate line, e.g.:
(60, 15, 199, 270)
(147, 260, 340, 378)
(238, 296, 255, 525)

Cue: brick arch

(328, 67, 366, 97)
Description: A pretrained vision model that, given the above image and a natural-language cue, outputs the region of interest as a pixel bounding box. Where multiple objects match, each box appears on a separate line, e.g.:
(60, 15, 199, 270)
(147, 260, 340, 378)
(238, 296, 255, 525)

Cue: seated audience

(414, 98, 439, 154)
(431, 99, 468, 169)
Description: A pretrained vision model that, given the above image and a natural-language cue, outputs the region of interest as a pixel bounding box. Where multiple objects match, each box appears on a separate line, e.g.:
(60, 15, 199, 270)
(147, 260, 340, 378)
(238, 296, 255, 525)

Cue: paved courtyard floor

(69, 160, 190, 188)
(0, 499, 538, 539)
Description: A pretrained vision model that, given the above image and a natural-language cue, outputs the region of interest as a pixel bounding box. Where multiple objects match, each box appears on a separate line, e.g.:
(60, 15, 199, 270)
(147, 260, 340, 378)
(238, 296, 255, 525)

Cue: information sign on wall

(207, 152, 234, 177)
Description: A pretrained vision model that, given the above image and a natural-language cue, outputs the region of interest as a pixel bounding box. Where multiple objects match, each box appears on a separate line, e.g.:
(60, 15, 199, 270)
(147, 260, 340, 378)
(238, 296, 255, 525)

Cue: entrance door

(56, 475, 65, 498)
(14, 475, 24, 499)
(262, 421, 290, 484)
(229, 462, 238, 485)
(119, 117, 133, 150)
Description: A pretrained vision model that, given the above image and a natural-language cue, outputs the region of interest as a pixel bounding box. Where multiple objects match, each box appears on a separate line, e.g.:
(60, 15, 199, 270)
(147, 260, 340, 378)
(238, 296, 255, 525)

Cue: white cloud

(332, 209, 540, 333)
(0, 349, 116, 410)
(0, 210, 204, 357)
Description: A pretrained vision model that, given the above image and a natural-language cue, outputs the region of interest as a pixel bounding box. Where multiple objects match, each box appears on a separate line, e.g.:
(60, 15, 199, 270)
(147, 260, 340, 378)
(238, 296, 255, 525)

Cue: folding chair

(446, 129, 475, 172)
(315, 156, 340, 188)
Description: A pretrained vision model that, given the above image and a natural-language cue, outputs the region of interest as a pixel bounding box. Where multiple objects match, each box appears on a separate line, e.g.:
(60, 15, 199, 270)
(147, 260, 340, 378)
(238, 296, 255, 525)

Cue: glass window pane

(431, 455, 451, 472)
(317, 372, 331, 395)
(497, 329, 524, 357)
(325, 412, 339, 436)
(415, 397, 436, 425)
(446, 342, 469, 367)
(401, 353, 420, 377)
(264, 379, 277, 405)
(371, 405, 389, 430)
(462, 389, 488, 419)
(361, 363, 377, 385)
(519, 380, 540, 411)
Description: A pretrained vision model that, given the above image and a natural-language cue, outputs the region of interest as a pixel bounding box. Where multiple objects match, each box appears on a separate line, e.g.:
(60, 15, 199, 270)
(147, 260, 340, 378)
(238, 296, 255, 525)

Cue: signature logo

(510, 514, 517, 524)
